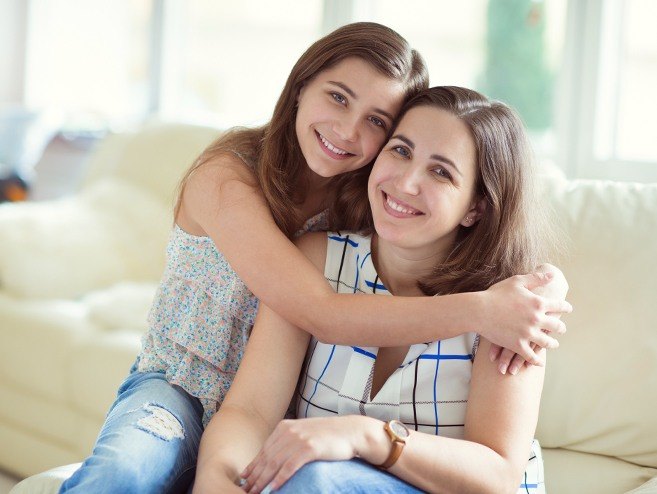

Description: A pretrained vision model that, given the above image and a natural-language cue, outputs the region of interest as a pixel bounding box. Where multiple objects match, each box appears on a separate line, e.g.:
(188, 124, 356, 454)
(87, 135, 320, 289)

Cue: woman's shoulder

(294, 232, 329, 272)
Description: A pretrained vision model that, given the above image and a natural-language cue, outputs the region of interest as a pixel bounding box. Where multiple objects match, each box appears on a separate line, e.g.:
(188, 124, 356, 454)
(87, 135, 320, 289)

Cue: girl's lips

(382, 191, 423, 218)
(315, 131, 353, 160)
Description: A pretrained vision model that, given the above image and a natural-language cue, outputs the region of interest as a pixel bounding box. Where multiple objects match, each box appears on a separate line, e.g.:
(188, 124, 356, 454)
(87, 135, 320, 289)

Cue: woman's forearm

(344, 416, 521, 494)
(356, 418, 519, 494)
(193, 405, 271, 494)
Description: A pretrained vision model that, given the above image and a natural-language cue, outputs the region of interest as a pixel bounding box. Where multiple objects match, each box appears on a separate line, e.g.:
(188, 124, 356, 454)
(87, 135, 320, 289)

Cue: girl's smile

(315, 130, 354, 160)
(295, 57, 405, 180)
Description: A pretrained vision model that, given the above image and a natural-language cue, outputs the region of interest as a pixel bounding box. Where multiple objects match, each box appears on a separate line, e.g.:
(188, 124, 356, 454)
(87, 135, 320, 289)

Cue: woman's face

(368, 104, 481, 258)
(295, 57, 406, 180)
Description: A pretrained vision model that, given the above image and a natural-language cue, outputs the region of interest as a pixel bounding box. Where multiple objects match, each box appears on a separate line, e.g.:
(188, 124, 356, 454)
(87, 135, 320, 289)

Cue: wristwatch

(378, 419, 410, 469)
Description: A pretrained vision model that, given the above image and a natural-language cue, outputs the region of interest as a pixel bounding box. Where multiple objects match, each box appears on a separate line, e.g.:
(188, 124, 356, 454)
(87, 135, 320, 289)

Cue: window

(156, 1, 322, 127)
(24, 0, 152, 130)
(558, 0, 657, 181)
(12, 0, 657, 182)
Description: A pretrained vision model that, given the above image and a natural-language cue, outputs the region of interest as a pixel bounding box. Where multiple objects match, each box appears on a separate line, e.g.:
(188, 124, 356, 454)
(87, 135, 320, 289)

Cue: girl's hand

(482, 271, 571, 366)
(240, 417, 361, 494)
(488, 343, 537, 375)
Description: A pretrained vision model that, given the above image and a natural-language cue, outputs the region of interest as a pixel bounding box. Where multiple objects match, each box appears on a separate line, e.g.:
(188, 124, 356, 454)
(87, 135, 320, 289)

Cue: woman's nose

(394, 165, 421, 196)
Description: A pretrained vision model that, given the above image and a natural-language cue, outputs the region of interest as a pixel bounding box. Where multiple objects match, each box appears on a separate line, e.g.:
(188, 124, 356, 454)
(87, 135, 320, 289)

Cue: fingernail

(499, 364, 507, 374)
(509, 365, 519, 375)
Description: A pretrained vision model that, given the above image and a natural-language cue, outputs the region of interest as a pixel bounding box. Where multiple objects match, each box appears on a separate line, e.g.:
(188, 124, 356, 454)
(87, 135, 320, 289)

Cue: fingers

(532, 329, 560, 350)
(518, 271, 554, 290)
(507, 352, 528, 376)
(544, 299, 573, 317)
(539, 315, 567, 337)
(488, 343, 503, 363)
(517, 342, 545, 367)
(496, 348, 516, 374)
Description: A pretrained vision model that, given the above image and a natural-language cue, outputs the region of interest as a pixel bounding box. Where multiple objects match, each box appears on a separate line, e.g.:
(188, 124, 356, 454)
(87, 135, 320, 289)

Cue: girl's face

(295, 57, 406, 180)
(368, 105, 482, 259)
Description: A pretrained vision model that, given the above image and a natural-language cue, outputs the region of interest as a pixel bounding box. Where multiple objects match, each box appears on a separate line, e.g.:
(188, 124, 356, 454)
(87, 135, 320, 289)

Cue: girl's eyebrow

(390, 133, 463, 176)
(328, 81, 395, 121)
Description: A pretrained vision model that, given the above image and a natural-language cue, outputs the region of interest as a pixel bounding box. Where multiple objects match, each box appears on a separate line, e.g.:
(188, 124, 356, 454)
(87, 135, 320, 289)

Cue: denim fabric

(274, 459, 424, 493)
(59, 367, 204, 494)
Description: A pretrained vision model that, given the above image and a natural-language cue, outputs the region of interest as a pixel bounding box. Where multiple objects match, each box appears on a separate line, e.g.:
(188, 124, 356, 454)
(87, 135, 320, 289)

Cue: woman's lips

(382, 191, 423, 218)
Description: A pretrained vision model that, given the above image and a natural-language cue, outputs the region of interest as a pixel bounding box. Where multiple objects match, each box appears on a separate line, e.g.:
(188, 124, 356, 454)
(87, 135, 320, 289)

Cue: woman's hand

(240, 417, 365, 493)
(480, 271, 571, 366)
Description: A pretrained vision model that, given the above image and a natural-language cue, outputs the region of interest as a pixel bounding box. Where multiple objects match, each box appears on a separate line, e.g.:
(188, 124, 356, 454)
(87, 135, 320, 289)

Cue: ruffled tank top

(138, 211, 329, 426)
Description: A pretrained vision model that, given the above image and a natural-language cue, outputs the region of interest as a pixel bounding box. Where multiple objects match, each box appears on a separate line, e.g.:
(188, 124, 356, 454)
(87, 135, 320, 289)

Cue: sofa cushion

(83, 282, 156, 332)
(10, 463, 80, 494)
(626, 477, 657, 493)
(537, 179, 657, 468)
(542, 448, 657, 494)
(0, 179, 170, 299)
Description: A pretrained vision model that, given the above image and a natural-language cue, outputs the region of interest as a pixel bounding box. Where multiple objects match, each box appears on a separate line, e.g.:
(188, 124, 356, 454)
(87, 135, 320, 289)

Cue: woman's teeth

(319, 133, 349, 155)
(386, 194, 421, 215)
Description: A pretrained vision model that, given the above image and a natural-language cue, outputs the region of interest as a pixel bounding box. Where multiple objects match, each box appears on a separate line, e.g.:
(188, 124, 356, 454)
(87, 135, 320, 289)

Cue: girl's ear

(460, 196, 487, 227)
(296, 83, 307, 106)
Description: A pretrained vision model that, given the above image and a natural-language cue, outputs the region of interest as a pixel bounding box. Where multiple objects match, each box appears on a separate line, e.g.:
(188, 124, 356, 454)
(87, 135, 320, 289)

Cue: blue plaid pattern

(296, 232, 545, 493)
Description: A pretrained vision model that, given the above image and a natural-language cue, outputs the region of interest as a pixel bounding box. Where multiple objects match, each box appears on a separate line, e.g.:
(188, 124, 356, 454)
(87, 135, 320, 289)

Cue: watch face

(390, 420, 410, 439)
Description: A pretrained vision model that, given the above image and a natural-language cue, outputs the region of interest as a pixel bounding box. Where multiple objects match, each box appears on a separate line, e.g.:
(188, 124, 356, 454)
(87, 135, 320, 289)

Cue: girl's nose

(333, 115, 359, 142)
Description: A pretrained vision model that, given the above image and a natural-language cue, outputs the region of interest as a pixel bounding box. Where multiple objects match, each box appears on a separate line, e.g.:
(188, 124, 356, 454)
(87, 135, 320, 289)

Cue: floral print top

(138, 210, 329, 426)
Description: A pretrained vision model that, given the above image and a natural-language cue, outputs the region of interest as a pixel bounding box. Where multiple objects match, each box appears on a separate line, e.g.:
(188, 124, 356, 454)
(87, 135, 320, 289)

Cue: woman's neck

(371, 234, 444, 297)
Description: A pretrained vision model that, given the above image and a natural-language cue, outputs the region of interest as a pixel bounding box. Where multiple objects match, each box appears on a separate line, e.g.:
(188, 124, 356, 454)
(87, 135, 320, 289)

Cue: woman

(193, 86, 568, 493)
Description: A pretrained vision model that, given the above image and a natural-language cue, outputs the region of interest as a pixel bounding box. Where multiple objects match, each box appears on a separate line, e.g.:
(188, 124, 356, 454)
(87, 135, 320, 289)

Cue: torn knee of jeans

(135, 403, 185, 441)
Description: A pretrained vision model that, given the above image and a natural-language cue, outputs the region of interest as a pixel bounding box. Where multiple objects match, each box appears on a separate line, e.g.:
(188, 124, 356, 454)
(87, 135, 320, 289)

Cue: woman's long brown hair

(383, 87, 559, 295)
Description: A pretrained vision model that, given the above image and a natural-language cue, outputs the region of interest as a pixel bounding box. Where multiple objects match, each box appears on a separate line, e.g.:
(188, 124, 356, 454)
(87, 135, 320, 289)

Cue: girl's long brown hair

(175, 22, 428, 237)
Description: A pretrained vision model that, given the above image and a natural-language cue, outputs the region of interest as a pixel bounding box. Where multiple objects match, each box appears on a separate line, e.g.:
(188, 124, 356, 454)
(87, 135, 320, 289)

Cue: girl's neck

(371, 234, 444, 297)
(296, 169, 333, 221)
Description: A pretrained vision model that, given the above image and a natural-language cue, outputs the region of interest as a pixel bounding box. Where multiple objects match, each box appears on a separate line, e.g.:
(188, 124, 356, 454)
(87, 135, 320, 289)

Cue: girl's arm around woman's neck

(178, 157, 569, 361)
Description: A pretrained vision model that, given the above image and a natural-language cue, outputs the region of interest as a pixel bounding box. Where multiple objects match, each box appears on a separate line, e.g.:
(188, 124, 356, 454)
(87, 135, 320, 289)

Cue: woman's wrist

(347, 415, 391, 466)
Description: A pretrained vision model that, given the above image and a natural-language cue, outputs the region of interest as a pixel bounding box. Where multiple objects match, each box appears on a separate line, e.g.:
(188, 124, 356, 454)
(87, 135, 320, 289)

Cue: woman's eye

(392, 146, 410, 158)
(369, 116, 386, 129)
(331, 92, 346, 105)
(433, 167, 452, 180)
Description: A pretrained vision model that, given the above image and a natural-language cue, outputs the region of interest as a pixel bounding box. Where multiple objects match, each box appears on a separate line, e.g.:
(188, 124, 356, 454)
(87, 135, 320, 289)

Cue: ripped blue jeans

(59, 365, 204, 494)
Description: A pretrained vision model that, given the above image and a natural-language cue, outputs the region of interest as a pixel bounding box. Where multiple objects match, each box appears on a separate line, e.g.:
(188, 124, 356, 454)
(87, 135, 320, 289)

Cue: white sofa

(3, 123, 657, 493)
(0, 123, 221, 477)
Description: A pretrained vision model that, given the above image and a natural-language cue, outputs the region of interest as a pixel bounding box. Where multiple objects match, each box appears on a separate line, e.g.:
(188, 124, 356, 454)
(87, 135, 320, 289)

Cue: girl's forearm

(305, 291, 482, 346)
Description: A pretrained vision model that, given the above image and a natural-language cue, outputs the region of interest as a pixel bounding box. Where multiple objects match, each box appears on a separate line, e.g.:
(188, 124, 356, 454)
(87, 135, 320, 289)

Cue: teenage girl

(194, 86, 568, 494)
(60, 24, 570, 494)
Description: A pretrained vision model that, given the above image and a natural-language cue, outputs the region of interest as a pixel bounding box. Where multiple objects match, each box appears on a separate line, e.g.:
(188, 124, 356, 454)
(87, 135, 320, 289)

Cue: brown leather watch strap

(379, 439, 404, 469)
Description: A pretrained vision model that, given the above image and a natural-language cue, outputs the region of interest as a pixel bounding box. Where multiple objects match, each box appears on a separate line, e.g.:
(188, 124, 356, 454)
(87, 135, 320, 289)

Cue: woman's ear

(460, 196, 488, 227)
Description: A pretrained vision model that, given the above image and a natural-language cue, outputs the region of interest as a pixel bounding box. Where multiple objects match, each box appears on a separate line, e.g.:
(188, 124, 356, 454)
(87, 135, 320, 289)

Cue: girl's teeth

(386, 195, 419, 215)
(319, 134, 348, 155)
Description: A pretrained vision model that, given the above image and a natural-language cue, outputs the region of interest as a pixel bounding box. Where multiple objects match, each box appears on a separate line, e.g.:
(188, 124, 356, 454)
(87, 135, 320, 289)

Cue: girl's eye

(392, 145, 410, 158)
(369, 116, 386, 129)
(331, 92, 346, 105)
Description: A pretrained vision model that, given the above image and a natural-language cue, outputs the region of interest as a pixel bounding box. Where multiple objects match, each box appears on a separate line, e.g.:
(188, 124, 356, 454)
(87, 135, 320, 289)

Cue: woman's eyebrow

(328, 81, 395, 121)
(391, 134, 462, 176)
(390, 134, 415, 148)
